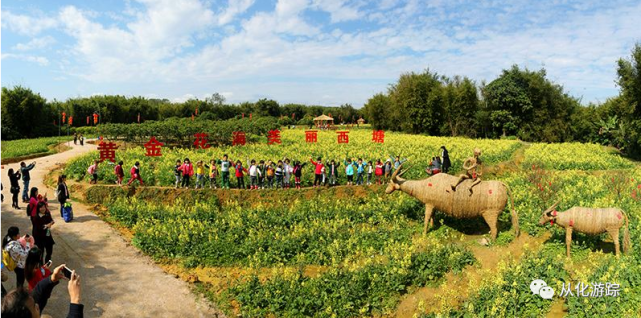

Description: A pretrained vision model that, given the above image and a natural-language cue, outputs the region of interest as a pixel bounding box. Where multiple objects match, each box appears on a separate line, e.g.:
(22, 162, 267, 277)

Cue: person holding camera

(1, 263, 83, 317)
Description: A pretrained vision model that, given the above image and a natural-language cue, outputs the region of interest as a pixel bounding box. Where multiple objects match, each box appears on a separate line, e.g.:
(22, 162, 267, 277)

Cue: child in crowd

(375, 159, 384, 185)
(366, 161, 373, 185)
(283, 159, 292, 189)
(292, 160, 306, 189)
(355, 158, 365, 185)
(275, 160, 284, 188)
(266, 161, 275, 188)
(127, 161, 143, 186)
(114, 160, 124, 186)
(310, 157, 324, 187)
(257, 160, 266, 189)
(87, 160, 99, 184)
(384, 159, 393, 181)
(248, 159, 261, 190)
(180, 158, 194, 188)
(173, 160, 182, 188)
(344, 158, 355, 186)
(234, 160, 248, 189)
(218, 154, 232, 189)
(209, 159, 218, 189)
(195, 161, 206, 189)
(390, 154, 408, 170)
(326, 160, 341, 186)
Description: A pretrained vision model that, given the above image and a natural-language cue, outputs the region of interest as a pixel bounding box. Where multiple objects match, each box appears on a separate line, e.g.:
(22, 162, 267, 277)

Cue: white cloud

(217, 0, 255, 25)
(1, 53, 49, 66)
(3, 0, 641, 106)
(312, 0, 362, 23)
(13, 36, 56, 51)
(1, 11, 58, 36)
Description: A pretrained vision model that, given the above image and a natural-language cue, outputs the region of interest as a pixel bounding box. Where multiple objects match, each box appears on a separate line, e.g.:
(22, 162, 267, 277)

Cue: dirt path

(394, 230, 551, 317)
(1, 141, 222, 318)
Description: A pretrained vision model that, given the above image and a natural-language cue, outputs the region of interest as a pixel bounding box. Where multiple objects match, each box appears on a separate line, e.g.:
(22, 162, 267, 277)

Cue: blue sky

(2, 0, 640, 107)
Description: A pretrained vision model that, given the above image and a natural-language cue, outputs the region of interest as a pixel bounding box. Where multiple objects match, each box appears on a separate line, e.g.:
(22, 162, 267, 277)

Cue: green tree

(1, 86, 55, 139)
(441, 76, 479, 136)
(615, 42, 641, 156)
(363, 93, 391, 130)
(483, 65, 578, 141)
(388, 70, 444, 134)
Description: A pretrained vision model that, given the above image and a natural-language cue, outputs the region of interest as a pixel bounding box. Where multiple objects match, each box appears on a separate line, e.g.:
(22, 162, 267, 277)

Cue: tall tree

(388, 70, 444, 135)
(615, 42, 641, 156)
(483, 65, 578, 142)
(363, 93, 391, 130)
(441, 76, 479, 136)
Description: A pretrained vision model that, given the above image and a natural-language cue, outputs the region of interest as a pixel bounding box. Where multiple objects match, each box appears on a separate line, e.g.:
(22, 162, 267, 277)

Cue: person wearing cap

(450, 148, 482, 195)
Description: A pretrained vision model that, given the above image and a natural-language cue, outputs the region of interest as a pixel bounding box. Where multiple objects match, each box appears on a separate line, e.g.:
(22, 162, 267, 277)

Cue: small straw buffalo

(385, 164, 519, 240)
(538, 201, 631, 257)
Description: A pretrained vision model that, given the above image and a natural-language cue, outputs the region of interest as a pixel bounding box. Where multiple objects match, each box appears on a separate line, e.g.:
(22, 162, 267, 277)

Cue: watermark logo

(530, 279, 554, 299)
(530, 280, 621, 299)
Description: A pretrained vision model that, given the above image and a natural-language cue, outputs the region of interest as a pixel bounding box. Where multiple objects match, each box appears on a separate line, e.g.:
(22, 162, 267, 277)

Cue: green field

(1, 136, 71, 162)
(76, 132, 641, 317)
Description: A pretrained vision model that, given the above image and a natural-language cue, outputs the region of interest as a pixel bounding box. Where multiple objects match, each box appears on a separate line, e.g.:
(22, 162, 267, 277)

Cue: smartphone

(46, 260, 52, 267)
(62, 266, 73, 279)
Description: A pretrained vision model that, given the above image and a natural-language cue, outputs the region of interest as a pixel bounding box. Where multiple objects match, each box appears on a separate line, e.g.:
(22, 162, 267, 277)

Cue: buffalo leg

(424, 205, 434, 235)
(607, 228, 620, 257)
(482, 211, 498, 240)
(565, 227, 573, 257)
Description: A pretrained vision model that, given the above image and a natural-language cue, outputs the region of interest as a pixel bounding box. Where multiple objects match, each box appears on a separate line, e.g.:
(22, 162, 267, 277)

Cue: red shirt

(310, 159, 324, 175)
(28, 266, 51, 291)
(180, 163, 194, 177)
(375, 164, 383, 176)
(234, 164, 247, 177)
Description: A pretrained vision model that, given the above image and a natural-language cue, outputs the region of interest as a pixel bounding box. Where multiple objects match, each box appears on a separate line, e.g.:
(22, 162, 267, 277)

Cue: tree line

(2, 44, 640, 157)
(363, 43, 641, 157)
(0, 91, 363, 140)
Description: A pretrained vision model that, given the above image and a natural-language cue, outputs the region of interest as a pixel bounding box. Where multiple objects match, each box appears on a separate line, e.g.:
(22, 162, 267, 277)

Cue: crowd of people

(170, 154, 414, 190)
(2, 163, 84, 317)
(83, 146, 454, 190)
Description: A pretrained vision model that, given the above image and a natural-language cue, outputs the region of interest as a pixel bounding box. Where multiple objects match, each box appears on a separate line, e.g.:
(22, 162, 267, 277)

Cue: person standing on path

(3, 227, 31, 287)
(20, 162, 36, 203)
(30, 202, 55, 264)
(8, 169, 22, 209)
(27, 188, 40, 218)
(73, 133, 78, 145)
(79, 134, 84, 146)
(56, 175, 70, 217)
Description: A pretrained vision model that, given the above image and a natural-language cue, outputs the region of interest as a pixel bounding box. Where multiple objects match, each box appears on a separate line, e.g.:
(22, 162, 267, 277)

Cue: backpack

(62, 202, 74, 222)
(2, 248, 16, 271)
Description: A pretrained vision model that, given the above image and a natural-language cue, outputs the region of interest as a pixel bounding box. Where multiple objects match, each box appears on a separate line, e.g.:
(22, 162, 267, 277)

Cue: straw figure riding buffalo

(538, 201, 631, 257)
(385, 163, 520, 240)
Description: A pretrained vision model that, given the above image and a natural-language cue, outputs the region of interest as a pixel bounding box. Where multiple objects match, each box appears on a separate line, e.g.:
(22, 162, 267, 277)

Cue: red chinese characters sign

(372, 130, 385, 143)
(232, 131, 246, 146)
(337, 131, 349, 144)
(267, 129, 281, 145)
(144, 137, 164, 157)
(97, 141, 119, 163)
(193, 133, 211, 149)
(305, 130, 318, 143)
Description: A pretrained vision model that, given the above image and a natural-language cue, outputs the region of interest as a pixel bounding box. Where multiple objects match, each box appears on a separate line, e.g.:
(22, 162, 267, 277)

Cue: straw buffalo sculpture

(385, 164, 520, 240)
(538, 201, 630, 257)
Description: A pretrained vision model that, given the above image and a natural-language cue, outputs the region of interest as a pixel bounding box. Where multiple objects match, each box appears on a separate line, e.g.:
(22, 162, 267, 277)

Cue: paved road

(1, 141, 221, 318)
